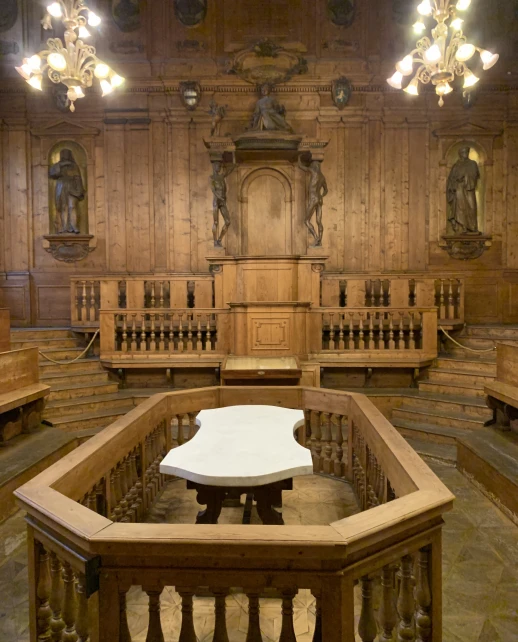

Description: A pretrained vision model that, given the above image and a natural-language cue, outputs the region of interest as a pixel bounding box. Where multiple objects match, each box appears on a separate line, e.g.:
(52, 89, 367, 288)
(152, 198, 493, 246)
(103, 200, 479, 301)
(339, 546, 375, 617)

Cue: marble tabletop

(159, 405, 312, 487)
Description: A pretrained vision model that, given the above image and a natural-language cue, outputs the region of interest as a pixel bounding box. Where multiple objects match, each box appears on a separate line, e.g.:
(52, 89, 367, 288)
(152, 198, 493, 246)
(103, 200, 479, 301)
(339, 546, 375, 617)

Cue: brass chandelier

(387, 0, 499, 106)
(15, 1, 125, 112)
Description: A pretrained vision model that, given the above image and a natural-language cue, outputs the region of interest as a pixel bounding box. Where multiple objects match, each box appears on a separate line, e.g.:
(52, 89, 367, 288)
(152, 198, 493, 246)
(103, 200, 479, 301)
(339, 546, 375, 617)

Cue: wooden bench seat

(0, 347, 50, 443)
(484, 342, 518, 428)
(484, 380, 518, 408)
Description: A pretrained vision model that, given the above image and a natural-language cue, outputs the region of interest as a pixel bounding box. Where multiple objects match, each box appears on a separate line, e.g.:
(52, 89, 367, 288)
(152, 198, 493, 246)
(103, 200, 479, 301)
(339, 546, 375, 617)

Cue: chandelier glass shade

(387, 0, 498, 106)
(15, 0, 124, 112)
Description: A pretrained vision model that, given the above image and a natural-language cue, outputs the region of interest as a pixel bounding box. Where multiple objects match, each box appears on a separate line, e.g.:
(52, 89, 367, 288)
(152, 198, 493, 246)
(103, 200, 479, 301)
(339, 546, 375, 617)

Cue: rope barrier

(39, 329, 100, 365)
(439, 325, 496, 353)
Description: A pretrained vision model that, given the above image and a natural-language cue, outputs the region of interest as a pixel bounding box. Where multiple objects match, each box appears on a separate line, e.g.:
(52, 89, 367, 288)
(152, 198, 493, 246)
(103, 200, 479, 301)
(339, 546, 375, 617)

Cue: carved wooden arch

(238, 166, 294, 255)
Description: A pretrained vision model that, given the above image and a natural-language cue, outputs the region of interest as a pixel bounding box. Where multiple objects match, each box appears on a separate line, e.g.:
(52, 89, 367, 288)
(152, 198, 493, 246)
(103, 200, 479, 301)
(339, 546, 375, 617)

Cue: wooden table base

(187, 479, 292, 525)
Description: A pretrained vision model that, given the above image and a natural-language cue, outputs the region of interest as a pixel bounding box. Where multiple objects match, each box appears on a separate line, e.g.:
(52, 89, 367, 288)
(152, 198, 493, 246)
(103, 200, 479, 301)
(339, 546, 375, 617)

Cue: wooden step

(11, 337, 82, 350)
(426, 367, 495, 385)
(40, 370, 111, 386)
(11, 328, 76, 341)
(38, 347, 89, 361)
(44, 393, 134, 419)
(47, 406, 135, 432)
(392, 417, 468, 445)
(392, 405, 487, 431)
(47, 381, 120, 402)
(463, 325, 518, 339)
(398, 392, 493, 419)
(435, 356, 496, 374)
(418, 380, 486, 399)
(39, 358, 103, 375)
(404, 437, 457, 465)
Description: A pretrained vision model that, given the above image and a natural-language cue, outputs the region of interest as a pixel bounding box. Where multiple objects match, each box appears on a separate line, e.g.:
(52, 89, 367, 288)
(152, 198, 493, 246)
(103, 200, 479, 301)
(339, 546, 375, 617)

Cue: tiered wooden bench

(0, 347, 50, 444)
(484, 342, 518, 428)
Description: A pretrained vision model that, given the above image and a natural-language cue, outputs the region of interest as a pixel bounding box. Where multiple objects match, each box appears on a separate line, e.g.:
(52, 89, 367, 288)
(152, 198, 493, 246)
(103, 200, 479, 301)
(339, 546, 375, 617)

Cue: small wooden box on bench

(0, 347, 50, 443)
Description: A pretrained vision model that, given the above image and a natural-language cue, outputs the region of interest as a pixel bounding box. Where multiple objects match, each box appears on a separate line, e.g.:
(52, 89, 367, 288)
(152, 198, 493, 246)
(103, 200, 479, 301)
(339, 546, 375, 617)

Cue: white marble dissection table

(160, 405, 312, 524)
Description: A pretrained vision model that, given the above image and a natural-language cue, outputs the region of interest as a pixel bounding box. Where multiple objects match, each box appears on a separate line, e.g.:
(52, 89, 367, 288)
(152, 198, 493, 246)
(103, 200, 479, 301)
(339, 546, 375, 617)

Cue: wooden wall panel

(506, 124, 518, 269)
(408, 126, 428, 270)
(127, 126, 152, 272)
(343, 125, 365, 271)
(105, 125, 127, 272)
(367, 119, 383, 271)
(171, 124, 191, 272)
(6, 128, 29, 272)
(152, 120, 168, 271)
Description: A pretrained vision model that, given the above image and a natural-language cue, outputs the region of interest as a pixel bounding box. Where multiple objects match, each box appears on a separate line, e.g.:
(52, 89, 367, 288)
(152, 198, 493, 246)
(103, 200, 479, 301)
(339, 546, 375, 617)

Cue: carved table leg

(194, 485, 225, 524)
(254, 482, 286, 525)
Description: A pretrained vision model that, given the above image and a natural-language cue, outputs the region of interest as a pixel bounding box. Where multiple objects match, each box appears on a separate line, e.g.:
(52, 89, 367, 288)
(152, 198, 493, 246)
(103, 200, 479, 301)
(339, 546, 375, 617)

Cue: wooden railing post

(421, 309, 438, 357)
(321, 575, 355, 642)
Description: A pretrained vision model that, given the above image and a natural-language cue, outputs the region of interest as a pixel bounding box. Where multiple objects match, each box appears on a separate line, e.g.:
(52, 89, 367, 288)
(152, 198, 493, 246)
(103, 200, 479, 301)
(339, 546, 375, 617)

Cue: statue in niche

(112, 0, 140, 32)
(447, 145, 481, 235)
(49, 149, 85, 234)
(250, 84, 294, 133)
(0, 0, 17, 33)
(327, 0, 355, 27)
(208, 99, 226, 137)
(210, 161, 236, 247)
(298, 156, 328, 247)
(174, 0, 207, 26)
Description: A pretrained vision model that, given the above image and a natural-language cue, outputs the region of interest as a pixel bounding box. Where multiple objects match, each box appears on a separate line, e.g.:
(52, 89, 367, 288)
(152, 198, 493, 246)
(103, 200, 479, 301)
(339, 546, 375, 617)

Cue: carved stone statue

(208, 99, 226, 137)
(447, 145, 480, 234)
(250, 84, 294, 133)
(49, 149, 85, 234)
(298, 156, 328, 247)
(210, 161, 236, 247)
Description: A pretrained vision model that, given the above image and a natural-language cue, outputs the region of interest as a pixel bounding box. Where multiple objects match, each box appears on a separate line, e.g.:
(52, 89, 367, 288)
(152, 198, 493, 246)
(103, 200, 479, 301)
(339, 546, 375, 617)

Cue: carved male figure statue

(447, 145, 481, 234)
(208, 98, 226, 137)
(210, 161, 236, 247)
(299, 156, 328, 247)
(250, 84, 294, 133)
(49, 149, 85, 234)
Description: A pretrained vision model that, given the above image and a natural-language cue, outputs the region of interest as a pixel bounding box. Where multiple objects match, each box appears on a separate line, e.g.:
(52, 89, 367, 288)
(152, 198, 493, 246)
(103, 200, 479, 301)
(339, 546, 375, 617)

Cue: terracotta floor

(1, 462, 517, 642)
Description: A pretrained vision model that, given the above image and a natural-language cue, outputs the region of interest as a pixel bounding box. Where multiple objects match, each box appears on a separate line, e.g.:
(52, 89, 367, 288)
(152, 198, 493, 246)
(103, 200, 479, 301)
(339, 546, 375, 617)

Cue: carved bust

(250, 85, 294, 133)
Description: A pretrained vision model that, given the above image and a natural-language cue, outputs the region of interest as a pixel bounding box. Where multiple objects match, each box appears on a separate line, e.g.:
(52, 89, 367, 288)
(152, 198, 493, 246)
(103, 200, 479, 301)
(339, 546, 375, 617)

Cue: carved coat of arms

(327, 0, 355, 27)
(332, 77, 352, 109)
(174, 0, 207, 27)
(112, 0, 141, 32)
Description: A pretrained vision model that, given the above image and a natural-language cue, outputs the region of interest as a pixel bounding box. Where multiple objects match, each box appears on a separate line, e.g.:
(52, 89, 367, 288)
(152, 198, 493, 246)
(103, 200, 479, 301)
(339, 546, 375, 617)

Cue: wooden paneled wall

(0, 0, 517, 325)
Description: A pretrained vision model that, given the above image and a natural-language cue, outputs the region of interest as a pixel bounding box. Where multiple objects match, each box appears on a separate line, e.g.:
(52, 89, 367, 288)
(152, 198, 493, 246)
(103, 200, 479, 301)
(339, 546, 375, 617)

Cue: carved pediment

(231, 40, 308, 86)
(31, 119, 101, 138)
(432, 121, 503, 139)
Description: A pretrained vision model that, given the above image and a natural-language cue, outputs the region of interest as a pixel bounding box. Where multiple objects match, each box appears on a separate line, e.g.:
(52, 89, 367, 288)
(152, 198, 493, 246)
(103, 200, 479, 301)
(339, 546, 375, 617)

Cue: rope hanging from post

(38, 329, 100, 365)
(439, 326, 496, 354)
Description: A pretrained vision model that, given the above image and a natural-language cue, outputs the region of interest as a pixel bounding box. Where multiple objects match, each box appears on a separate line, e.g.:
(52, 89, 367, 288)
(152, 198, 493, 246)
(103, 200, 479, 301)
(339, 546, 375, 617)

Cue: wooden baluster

(388, 313, 395, 350)
(245, 593, 263, 642)
(456, 279, 462, 318)
(206, 314, 212, 351)
(140, 314, 147, 352)
(109, 472, 119, 521)
(378, 312, 385, 350)
(132, 450, 144, 522)
(408, 313, 415, 350)
(117, 462, 129, 521)
(348, 312, 355, 349)
(62, 562, 78, 642)
(398, 312, 405, 349)
(279, 590, 297, 642)
(158, 314, 165, 351)
(187, 314, 193, 351)
(75, 574, 89, 642)
(87, 488, 97, 513)
(178, 314, 184, 352)
(397, 555, 416, 642)
(159, 281, 165, 308)
(131, 314, 137, 352)
(89, 281, 96, 322)
(49, 551, 65, 642)
(196, 314, 203, 352)
(358, 576, 377, 642)
(320, 312, 326, 349)
(212, 589, 230, 642)
(338, 314, 345, 350)
(120, 314, 127, 353)
(119, 590, 132, 642)
(188, 412, 197, 440)
(322, 413, 332, 474)
(439, 279, 446, 319)
(168, 314, 175, 352)
(329, 312, 335, 349)
(386, 280, 391, 307)
(150, 282, 156, 308)
(311, 411, 322, 473)
(447, 280, 454, 320)
(368, 313, 375, 349)
(311, 593, 322, 642)
(177, 414, 185, 446)
(122, 458, 134, 522)
(379, 565, 397, 642)
(178, 589, 197, 642)
(74, 281, 80, 322)
(416, 548, 432, 642)
(143, 588, 164, 642)
(149, 314, 156, 352)
(358, 313, 365, 350)
(332, 414, 342, 477)
(81, 281, 87, 322)
(37, 545, 52, 641)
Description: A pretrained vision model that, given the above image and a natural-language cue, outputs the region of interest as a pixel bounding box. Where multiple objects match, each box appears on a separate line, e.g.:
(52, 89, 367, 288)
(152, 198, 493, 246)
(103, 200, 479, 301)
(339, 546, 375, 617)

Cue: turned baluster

(144, 588, 164, 642)
(439, 280, 446, 319)
(212, 589, 230, 642)
(62, 562, 78, 642)
(368, 313, 375, 349)
(75, 574, 89, 642)
(408, 313, 415, 350)
(144, 436, 154, 506)
(348, 312, 355, 349)
(447, 280, 454, 320)
(89, 281, 96, 322)
(109, 472, 119, 521)
(312, 593, 322, 642)
(456, 279, 462, 316)
(131, 314, 137, 352)
(338, 314, 345, 350)
(81, 281, 87, 321)
(388, 313, 395, 350)
(332, 414, 342, 477)
(159, 281, 165, 308)
(158, 314, 165, 351)
(194, 314, 201, 352)
(358, 313, 365, 350)
(177, 414, 185, 446)
(132, 450, 144, 521)
(358, 576, 377, 642)
(121, 314, 128, 353)
(187, 314, 193, 351)
(386, 280, 392, 306)
(177, 589, 197, 642)
(126, 452, 139, 523)
(150, 282, 156, 308)
(148, 314, 156, 351)
(397, 555, 416, 642)
(87, 488, 97, 513)
(178, 314, 184, 352)
(74, 282, 80, 322)
(188, 413, 197, 440)
(119, 590, 132, 642)
(245, 593, 263, 642)
(416, 548, 432, 642)
(279, 590, 297, 642)
(379, 565, 398, 641)
(122, 458, 134, 522)
(140, 314, 147, 352)
(311, 411, 322, 473)
(322, 413, 333, 474)
(329, 313, 335, 349)
(398, 312, 405, 349)
(49, 551, 65, 642)
(378, 312, 385, 350)
(116, 462, 129, 521)
(206, 314, 212, 351)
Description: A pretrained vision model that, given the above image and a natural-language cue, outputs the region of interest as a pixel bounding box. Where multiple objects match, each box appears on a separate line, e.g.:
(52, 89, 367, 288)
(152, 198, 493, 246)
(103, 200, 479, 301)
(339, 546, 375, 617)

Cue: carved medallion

(44, 234, 95, 263)
(231, 40, 307, 86)
(327, 0, 355, 27)
(180, 81, 202, 110)
(174, 0, 207, 27)
(441, 234, 491, 260)
(112, 0, 140, 32)
(0, 0, 17, 33)
(332, 77, 352, 109)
